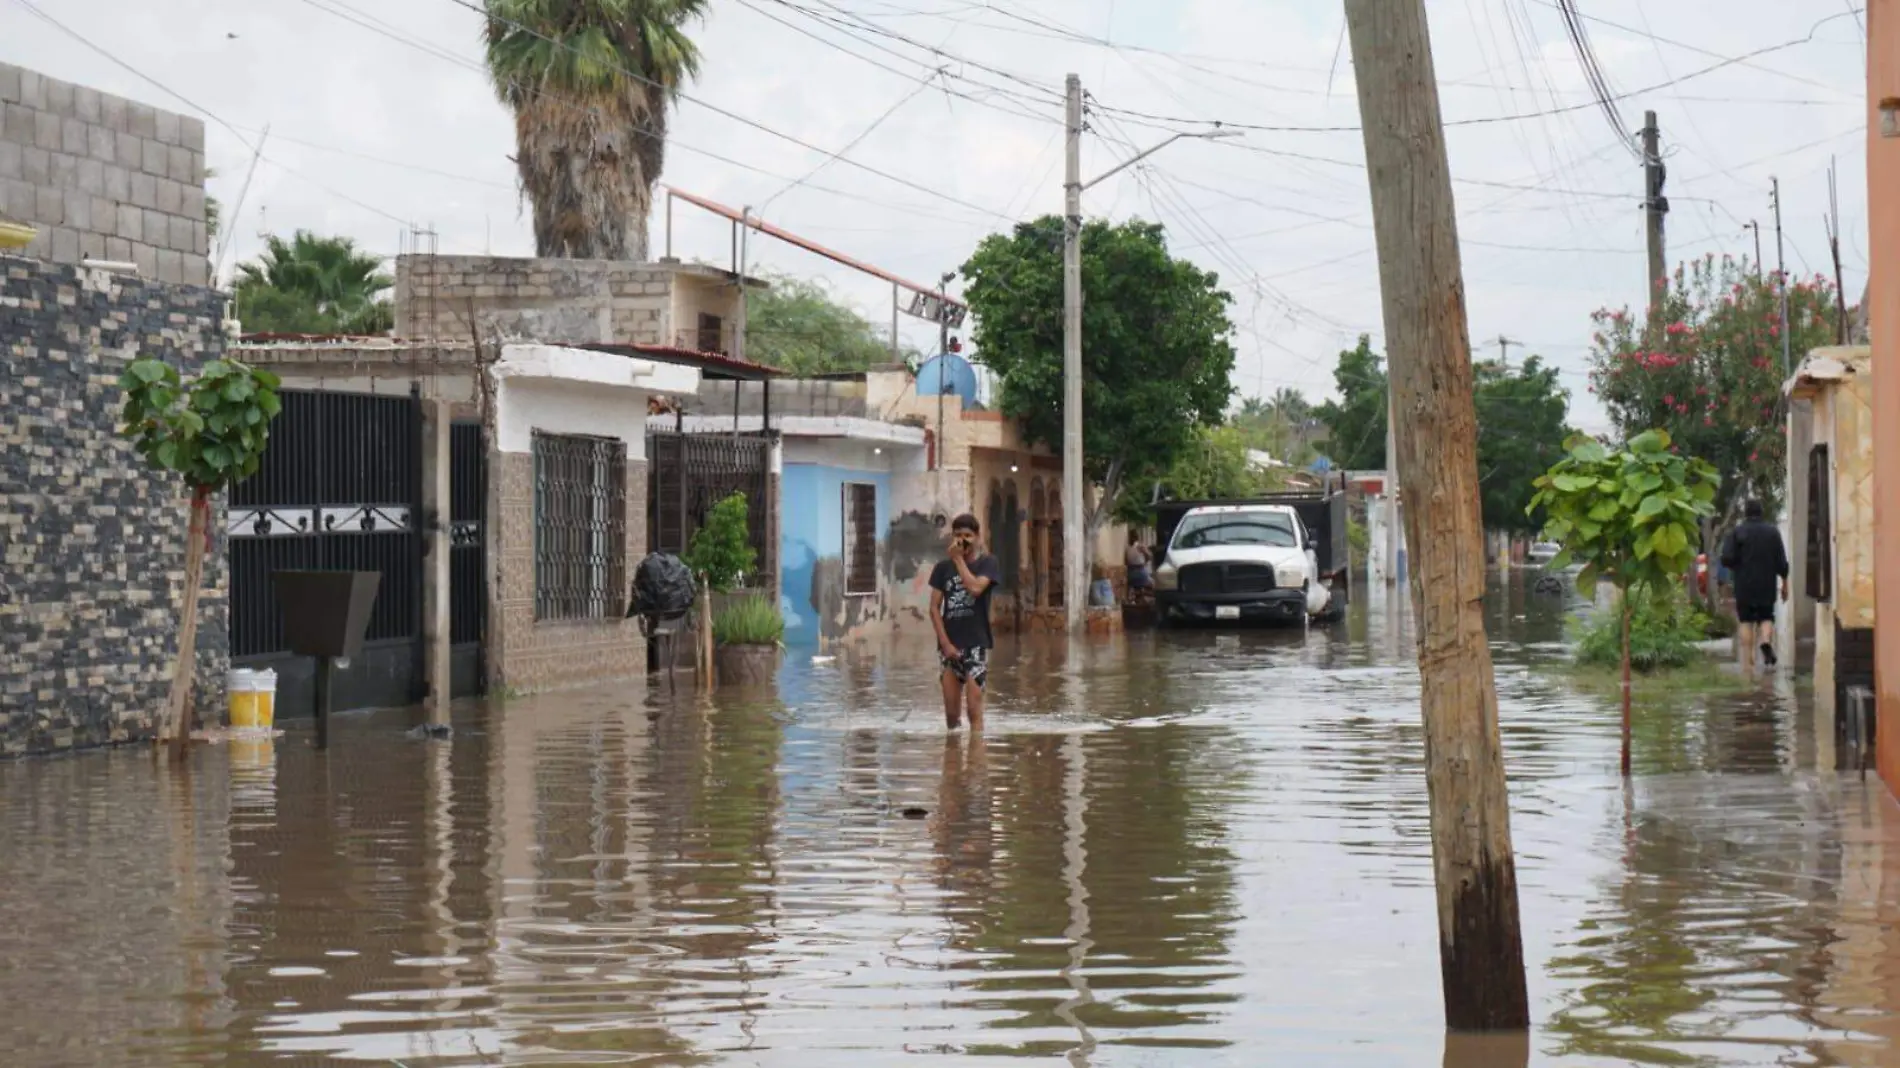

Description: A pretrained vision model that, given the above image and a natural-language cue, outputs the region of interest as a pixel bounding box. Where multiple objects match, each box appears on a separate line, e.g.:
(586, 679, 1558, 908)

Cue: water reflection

(1, 574, 1896, 1066)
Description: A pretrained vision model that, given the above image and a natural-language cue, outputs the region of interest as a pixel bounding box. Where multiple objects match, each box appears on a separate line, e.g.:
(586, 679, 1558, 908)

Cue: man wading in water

(931, 514, 1002, 731)
(1720, 497, 1789, 668)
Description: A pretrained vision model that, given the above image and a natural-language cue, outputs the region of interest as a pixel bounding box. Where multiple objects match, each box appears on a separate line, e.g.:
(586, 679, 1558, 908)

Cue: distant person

(1719, 498, 1789, 667)
(931, 514, 1003, 731)
(1125, 531, 1153, 592)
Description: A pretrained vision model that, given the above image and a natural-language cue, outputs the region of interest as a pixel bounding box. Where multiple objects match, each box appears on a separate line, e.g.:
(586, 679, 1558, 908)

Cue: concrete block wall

(0, 256, 229, 754)
(0, 63, 209, 285)
(395, 254, 674, 346)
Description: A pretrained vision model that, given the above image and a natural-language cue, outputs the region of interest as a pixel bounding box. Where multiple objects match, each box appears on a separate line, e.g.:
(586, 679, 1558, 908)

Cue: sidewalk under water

(3, 578, 1897, 1066)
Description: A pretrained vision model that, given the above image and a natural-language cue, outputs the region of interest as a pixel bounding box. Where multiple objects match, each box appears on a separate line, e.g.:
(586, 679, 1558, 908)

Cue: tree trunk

(163, 486, 211, 760)
(1620, 598, 1634, 778)
(1345, 0, 1530, 1031)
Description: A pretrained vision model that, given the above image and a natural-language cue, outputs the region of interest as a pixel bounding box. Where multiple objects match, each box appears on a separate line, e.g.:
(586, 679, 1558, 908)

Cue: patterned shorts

(941, 645, 990, 688)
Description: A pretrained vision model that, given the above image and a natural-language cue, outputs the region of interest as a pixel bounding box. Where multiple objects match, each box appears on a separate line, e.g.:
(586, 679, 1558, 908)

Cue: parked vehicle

(1150, 489, 1350, 626)
(1527, 541, 1563, 567)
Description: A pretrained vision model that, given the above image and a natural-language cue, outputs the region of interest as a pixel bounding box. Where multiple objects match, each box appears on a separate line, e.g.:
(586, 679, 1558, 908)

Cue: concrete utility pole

(1344, 0, 1530, 1031)
(1772, 177, 1793, 374)
(1642, 111, 1668, 313)
(1746, 220, 1763, 279)
(1063, 73, 1086, 630)
(1494, 335, 1519, 371)
(1059, 75, 1237, 628)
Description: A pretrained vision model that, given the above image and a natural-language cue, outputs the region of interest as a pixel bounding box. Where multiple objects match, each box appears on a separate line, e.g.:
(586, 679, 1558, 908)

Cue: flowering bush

(1587, 255, 1837, 517)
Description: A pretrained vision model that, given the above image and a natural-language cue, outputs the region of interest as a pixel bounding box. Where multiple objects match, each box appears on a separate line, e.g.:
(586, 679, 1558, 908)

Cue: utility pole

(1772, 177, 1793, 374)
(1642, 111, 1668, 314)
(1384, 387, 1398, 588)
(1494, 335, 1519, 371)
(1827, 157, 1850, 344)
(1746, 220, 1763, 279)
(1062, 73, 1086, 630)
(1344, 0, 1530, 1032)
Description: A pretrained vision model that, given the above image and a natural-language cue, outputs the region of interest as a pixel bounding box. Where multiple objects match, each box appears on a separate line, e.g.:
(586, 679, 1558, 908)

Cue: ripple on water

(0, 585, 1890, 1066)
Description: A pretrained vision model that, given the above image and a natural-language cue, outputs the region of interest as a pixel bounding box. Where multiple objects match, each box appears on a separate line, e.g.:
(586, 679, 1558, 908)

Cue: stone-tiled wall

(1, 255, 229, 754)
(490, 450, 648, 691)
(0, 63, 209, 284)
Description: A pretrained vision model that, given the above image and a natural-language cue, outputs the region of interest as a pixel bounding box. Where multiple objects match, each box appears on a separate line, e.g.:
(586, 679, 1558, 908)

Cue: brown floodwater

(5, 577, 1899, 1067)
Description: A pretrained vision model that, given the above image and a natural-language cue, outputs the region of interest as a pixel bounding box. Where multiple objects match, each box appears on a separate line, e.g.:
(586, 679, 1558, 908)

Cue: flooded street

(5, 579, 1899, 1067)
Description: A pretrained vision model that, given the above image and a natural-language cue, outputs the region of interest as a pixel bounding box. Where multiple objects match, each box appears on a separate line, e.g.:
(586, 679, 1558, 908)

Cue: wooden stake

(163, 486, 210, 760)
(1344, 0, 1530, 1031)
(1620, 600, 1633, 777)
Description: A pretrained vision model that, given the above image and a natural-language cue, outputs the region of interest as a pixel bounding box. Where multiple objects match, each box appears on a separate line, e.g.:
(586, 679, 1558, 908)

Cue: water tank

(915, 353, 980, 408)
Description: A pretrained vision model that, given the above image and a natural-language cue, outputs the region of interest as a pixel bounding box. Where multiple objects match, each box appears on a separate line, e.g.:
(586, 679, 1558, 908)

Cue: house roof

(572, 342, 783, 381)
(1785, 345, 1871, 398)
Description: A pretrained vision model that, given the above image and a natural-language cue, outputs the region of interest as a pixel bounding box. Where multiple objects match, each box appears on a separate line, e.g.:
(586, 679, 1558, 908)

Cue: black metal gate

(647, 431, 772, 568)
(229, 389, 422, 716)
(450, 422, 487, 697)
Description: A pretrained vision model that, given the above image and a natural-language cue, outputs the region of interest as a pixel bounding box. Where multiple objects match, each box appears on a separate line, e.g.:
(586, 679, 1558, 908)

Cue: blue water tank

(915, 353, 980, 408)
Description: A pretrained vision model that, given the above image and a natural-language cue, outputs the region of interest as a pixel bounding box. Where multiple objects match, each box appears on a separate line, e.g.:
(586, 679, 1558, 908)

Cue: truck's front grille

(1178, 562, 1275, 595)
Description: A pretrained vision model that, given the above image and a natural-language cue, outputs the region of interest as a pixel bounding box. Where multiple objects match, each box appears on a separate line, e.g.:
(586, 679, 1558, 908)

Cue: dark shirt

(1720, 518, 1789, 607)
(931, 554, 1003, 652)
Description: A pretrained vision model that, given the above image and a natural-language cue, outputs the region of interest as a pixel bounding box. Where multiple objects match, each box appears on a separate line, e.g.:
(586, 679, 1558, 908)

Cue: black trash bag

(629, 552, 696, 617)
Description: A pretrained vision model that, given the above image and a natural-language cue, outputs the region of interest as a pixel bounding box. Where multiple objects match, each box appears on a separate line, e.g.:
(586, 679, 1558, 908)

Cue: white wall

(784, 437, 911, 472)
(495, 378, 648, 458)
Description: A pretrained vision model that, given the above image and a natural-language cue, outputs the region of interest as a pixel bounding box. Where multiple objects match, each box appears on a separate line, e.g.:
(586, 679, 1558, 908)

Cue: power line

(434, 0, 1021, 222)
(11, 0, 418, 230)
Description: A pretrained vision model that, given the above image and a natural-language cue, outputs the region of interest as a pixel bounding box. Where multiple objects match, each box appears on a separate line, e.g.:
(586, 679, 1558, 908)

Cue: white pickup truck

(1151, 501, 1340, 626)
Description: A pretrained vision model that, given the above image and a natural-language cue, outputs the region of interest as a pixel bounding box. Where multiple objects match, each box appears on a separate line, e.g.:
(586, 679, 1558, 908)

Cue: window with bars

(533, 432, 628, 621)
(843, 482, 878, 596)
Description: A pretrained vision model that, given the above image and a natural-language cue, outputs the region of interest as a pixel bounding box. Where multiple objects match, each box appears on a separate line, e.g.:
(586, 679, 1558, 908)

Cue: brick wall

(490, 450, 648, 691)
(0, 63, 209, 285)
(395, 254, 673, 345)
(0, 255, 229, 754)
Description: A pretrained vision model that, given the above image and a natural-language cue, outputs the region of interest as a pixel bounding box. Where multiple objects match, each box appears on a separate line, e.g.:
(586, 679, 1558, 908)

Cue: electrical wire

(1553, 0, 1639, 159)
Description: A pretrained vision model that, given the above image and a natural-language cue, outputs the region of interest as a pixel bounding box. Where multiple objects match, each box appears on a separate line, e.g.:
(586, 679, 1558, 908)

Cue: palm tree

(235, 231, 393, 335)
(483, 0, 709, 260)
(1267, 387, 1310, 423)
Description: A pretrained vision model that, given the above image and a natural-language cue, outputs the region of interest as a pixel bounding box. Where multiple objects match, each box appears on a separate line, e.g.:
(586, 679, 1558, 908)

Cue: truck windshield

(1172, 512, 1299, 550)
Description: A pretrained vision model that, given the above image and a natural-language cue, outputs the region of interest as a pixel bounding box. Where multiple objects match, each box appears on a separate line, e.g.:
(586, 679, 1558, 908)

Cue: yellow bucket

(227, 669, 260, 729)
(252, 668, 277, 729)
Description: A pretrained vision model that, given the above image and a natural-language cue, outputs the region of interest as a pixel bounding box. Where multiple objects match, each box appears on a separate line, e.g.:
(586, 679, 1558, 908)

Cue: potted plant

(682, 490, 758, 682)
(711, 594, 784, 686)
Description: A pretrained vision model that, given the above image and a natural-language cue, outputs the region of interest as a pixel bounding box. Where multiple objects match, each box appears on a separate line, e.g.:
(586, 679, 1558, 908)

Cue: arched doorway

(1045, 483, 1064, 609)
(1028, 478, 1048, 608)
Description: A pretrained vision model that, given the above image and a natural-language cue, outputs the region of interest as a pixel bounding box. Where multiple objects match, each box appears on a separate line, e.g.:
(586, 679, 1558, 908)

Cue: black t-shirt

(1721, 518, 1789, 607)
(931, 554, 1003, 651)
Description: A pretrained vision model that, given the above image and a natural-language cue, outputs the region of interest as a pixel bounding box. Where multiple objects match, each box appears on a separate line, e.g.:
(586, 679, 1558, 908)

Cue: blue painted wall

(780, 462, 891, 649)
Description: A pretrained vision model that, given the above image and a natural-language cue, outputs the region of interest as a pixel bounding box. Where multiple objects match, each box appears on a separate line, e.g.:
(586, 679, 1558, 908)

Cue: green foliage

(119, 357, 282, 489)
(1530, 429, 1719, 598)
(960, 216, 1236, 530)
(1233, 388, 1322, 467)
(683, 491, 756, 593)
(745, 271, 899, 373)
(712, 594, 785, 646)
(1588, 255, 1837, 517)
(1347, 516, 1370, 557)
(1574, 587, 1708, 672)
(235, 231, 393, 336)
(1314, 335, 1386, 471)
(1475, 356, 1574, 535)
(1113, 423, 1286, 524)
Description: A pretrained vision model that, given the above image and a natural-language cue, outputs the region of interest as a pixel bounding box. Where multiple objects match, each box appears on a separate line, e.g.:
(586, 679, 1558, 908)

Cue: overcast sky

(6, 0, 1870, 430)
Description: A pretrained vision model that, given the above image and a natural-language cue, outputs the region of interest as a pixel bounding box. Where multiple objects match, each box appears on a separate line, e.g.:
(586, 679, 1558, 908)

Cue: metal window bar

(843, 483, 878, 595)
(647, 430, 774, 584)
(533, 432, 627, 621)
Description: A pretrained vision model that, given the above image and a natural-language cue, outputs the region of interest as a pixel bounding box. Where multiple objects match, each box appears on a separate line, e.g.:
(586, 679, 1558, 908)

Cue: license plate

(1216, 605, 1241, 620)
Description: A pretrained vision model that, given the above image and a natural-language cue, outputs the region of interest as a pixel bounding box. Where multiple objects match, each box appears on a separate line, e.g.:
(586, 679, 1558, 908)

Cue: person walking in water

(931, 514, 1003, 731)
(1720, 498, 1789, 667)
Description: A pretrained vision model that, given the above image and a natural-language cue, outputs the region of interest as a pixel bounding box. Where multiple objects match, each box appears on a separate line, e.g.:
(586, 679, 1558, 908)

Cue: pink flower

(1749, 451, 1759, 463)
(1664, 393, 1675, 405)
(1704, 416, 1714, 426)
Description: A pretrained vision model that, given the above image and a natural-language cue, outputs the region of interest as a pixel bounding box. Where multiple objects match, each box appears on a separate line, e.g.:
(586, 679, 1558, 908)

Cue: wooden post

(162, 485, 211, 759)
(1620, 599, 1633, 777)
(1344, 0, 1530, 1031)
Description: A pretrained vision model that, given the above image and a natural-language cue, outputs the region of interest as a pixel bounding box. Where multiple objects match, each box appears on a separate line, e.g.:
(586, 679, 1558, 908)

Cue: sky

(4, 0, 1871, 432)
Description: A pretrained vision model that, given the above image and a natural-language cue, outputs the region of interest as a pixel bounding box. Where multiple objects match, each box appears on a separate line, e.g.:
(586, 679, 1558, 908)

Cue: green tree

(1232, 388, 1321, 467)
(119, 357, 282, 756)
(234, 231, 393, 335)
(1113, 423, 1284, 523)
(745, 272, 896, 374)
(960, 217, 1235, 567)
(484, 0, 708, 259)
(683, 491, 755, 593)
(1588, 254, 1836, 519)
(1530, 430, 1718, 775)
(1474, 355, 1572, 535)
(1313, 335, 1387, 471)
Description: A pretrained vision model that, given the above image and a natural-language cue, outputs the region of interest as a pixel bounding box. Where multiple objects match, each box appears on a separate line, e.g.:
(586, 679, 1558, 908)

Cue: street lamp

(1061, 71, 1241, 630)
